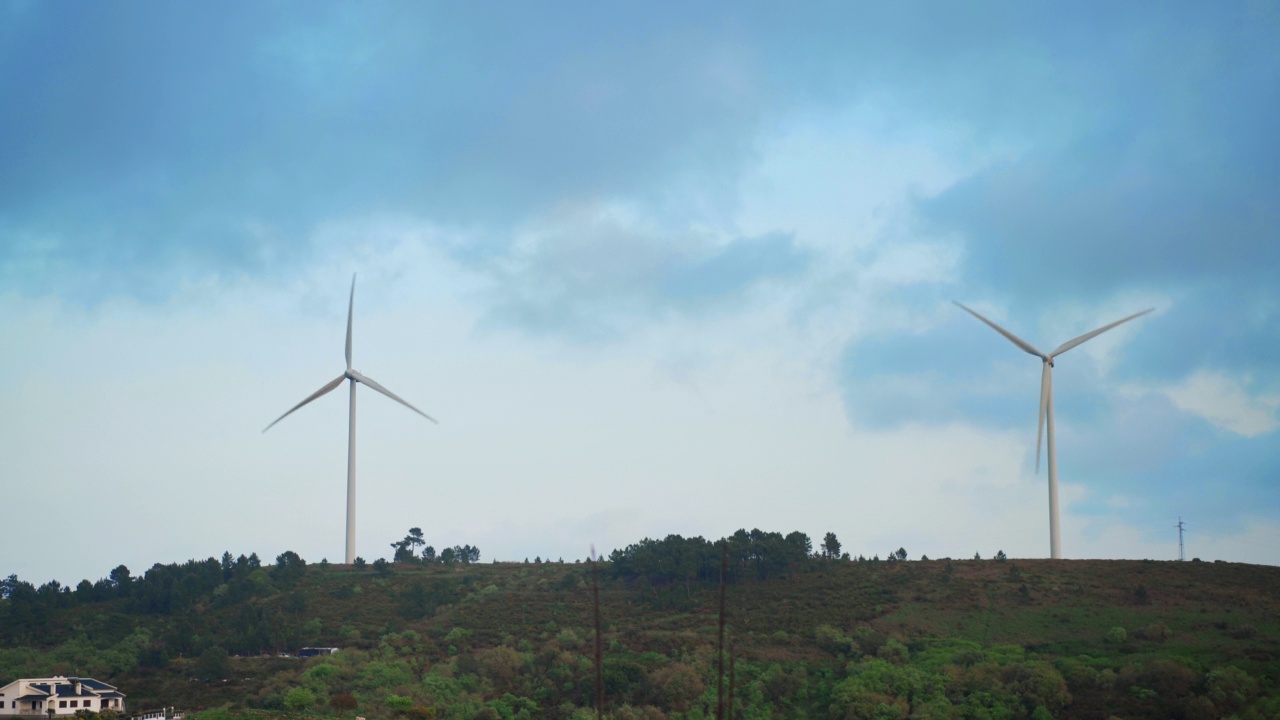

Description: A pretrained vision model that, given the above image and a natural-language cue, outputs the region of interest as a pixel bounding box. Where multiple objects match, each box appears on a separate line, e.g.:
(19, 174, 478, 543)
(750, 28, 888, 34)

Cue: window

(71, 701, 79, 708)
(60, 701, 68, 708)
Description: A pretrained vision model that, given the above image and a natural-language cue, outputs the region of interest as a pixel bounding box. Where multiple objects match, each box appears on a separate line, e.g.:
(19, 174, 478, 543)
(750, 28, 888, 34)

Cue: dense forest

(2, 529, 1278, 720)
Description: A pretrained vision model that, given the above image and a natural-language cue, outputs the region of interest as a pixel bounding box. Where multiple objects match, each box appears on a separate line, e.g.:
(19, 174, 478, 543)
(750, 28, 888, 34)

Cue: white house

(0, 677, 125, 716)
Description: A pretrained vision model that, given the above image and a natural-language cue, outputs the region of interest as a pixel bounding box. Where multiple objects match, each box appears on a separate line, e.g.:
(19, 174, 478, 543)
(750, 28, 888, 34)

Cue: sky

(3, 2, 1279, 586)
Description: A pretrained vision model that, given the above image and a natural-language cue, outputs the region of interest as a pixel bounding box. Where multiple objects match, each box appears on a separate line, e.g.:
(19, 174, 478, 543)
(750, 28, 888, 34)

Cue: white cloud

(1162, 370, 1280, 437)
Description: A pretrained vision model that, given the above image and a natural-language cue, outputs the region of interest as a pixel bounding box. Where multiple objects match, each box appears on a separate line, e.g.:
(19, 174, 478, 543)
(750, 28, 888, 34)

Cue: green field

(2, 550, 1277, 720)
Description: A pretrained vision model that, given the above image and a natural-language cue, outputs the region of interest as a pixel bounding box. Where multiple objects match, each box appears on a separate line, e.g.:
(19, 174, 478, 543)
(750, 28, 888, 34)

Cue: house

(0, 677, 125, 716)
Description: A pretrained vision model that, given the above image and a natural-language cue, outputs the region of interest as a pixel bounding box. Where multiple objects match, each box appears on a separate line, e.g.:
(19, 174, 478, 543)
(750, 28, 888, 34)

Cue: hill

(2, 541, 1278, 720)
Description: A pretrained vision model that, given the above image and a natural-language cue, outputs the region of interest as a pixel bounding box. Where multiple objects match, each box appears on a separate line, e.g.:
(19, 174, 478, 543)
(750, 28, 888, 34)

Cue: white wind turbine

(264, 274, 437, 564)
(954, 301, 1152, 559)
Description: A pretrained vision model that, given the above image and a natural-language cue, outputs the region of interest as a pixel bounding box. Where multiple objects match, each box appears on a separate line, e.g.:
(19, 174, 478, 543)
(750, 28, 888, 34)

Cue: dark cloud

(910, 3, 1280, 301)
(0, 3, 768, 298)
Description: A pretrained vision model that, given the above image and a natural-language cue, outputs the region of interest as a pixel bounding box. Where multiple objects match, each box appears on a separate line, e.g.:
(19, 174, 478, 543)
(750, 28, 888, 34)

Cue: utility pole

(1176, 517, 1186, 561)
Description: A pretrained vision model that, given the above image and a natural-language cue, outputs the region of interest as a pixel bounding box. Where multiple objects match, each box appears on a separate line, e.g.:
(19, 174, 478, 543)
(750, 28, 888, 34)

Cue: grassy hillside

(3, 555, 1278, 720)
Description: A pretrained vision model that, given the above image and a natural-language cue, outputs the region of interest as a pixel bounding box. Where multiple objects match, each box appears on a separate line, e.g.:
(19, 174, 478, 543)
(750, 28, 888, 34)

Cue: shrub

(303, 663, 339, 684)
(1003, 661, 1071, 712)
(384, 694, 414, 712)
(1135, 623, 1171, 642)
(1228, 624, 1257, 639)
(330, 694, 358, 711)
(357, 661, 414, 690)
(1206, 666, 1259, 713)
(474, 646, 522, 686)
(814, 624, 854, 654)
(649, 662, 704, 712)
(421, 673, 464, 705)
(1104, 627, 1127, 644)
(877, 639, 909, 665)
(444, 627, 473, 644)
(555, 627, 583, 649)
(1134, 584, 1150, 604)
(283, 687, 315, 711)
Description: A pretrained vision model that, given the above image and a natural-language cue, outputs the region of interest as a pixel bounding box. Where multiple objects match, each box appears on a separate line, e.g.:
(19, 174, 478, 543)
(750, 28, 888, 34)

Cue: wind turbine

(264, 274, 437, 564)
(954, 301, 1152, 559)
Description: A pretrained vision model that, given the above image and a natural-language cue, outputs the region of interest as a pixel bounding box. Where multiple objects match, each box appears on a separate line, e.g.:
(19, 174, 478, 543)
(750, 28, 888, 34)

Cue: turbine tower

(264, 274, 437, 564)
(954, 301, 1152, 559)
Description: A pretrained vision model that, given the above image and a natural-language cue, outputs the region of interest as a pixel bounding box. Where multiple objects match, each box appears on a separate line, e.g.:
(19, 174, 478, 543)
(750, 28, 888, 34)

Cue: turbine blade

(1049, 308, 1154, 358)
(1036, 362, 1050, 472)
(953, 301, 1046, 359)
(263, 374, 347, 432)
(349, 370, 438, 423)
(345, 274, 356, 369)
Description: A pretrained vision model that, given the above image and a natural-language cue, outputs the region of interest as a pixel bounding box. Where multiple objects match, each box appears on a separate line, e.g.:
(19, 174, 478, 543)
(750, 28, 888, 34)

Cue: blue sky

(3, 2, 1278, 585)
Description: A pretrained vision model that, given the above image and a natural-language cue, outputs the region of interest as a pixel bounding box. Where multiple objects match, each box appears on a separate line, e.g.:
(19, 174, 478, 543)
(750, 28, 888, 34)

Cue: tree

(109, 565, 132, 596)
(390, 539, 415, 564)
(455, 544, 480, 564)
(392, 528, 427, 563)
(272, 551, 307, 587)
(194, 646, 231, 680)
(373, 558, 392, 576)
(822, 532, 841, 559)
(421, 545, 436, 563)
(353, 556, 367, 569)
(894, 548, 908, 562)
(995, 550, 1008, 562)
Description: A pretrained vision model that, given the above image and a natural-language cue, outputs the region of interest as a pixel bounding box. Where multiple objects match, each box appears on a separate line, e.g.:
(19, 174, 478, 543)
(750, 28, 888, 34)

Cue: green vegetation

(2, 532, 1279, 719)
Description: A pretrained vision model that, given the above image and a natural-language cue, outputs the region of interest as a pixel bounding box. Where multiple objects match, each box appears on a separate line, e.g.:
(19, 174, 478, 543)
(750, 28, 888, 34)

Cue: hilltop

(2, 541, 1278, 720)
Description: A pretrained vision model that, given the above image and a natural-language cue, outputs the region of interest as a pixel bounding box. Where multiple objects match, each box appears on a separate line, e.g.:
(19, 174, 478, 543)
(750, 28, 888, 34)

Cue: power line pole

(1176, 517, 1186, 561)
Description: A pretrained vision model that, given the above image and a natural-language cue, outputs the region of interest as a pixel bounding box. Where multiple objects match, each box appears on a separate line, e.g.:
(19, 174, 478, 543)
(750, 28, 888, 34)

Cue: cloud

(482, 202, 810, 340)
(1161, 370, 1280, 437)
(910, 5, 1280, 304)
(0, 4, 773, 301)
